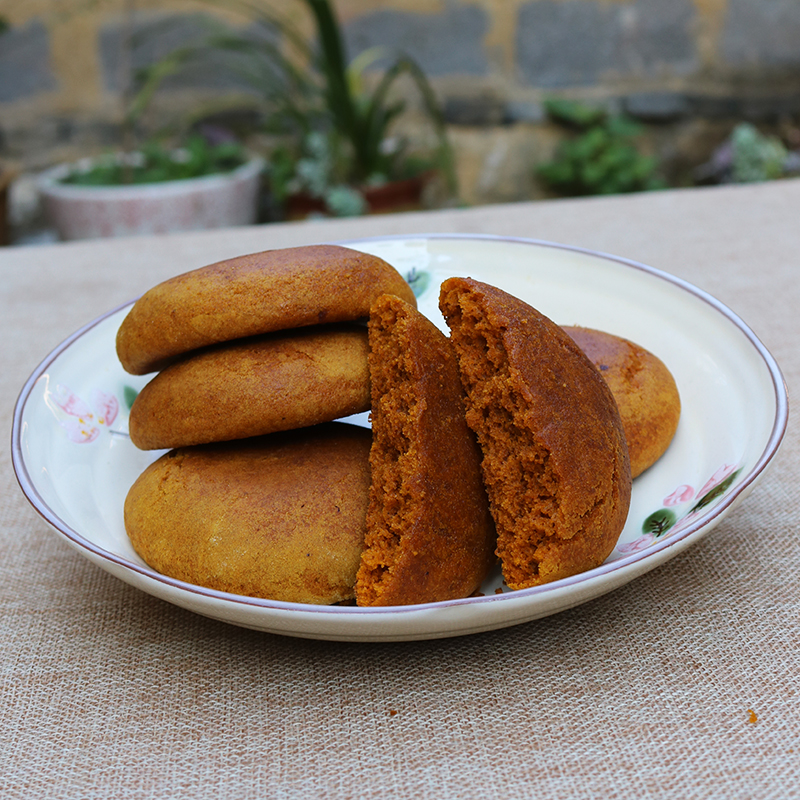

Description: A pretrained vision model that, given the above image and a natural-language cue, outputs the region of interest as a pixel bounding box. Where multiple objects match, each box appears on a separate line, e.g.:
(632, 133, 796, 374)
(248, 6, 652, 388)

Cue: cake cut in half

(439, 278, 632, 590)
(355, 294, 496, 606)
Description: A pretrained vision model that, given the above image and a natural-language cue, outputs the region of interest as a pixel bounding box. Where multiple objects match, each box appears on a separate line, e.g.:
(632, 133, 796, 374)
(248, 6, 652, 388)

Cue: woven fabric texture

(2, 180, 799, 799)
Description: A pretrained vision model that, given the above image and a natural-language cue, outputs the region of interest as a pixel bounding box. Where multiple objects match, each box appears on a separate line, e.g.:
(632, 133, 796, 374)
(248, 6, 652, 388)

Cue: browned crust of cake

(439, 278, 632, 590)
(563, 326, 681, 478)
(116, 244, 416, 375)
(124, 423, 372, 605)
(128, 323, 370, 450)
(355, 294, 496, 606)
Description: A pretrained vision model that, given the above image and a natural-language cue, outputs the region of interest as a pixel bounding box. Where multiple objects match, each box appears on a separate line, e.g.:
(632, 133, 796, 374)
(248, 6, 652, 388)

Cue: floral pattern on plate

(405, 267, 431, 299)
(45, 383, 126, 444)
(11, 235, 785, 640)
(619, 463, 743, 554)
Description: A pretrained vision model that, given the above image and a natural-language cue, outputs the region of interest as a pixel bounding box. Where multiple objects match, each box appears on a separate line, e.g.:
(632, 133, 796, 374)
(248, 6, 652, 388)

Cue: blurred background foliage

(1, 0, 800, 241)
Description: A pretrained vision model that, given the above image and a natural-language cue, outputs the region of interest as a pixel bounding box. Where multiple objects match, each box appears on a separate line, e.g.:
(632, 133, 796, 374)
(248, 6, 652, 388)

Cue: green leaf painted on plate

(123, 385, 138, 410)
(405, 268, 431, 298)
(691, 469, 742, 512)
(642, 508, 677, 537)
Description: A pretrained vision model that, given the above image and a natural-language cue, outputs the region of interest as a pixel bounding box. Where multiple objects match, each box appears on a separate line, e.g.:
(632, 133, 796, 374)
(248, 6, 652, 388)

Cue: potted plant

(694, 122, 800, 185)
(0, 158, 18, 246)
(536, 99, 664, 196)
(36, 0, 264, 241)
(151, 0, 457, 218)
(38, 134, 264, 241)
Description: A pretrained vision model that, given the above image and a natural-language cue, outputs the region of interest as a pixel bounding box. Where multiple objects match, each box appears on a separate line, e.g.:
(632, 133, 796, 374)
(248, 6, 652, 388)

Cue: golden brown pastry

(562, 326, 680, 478)
(128, 323, 370, 450)
(355, 294, 496, 606)
(116, 244, 416, 375)
(124, 423, 371, 604)
(439, 278, 631, 590)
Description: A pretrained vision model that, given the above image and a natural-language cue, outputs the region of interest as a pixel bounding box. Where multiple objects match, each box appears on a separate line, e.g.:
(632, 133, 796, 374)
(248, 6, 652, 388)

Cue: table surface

(3, 180, 799, 799)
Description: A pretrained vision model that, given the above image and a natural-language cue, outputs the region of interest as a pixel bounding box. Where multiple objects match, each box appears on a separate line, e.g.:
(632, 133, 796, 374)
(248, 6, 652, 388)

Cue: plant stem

(120, 0, 136, 183)
(305, 0, 366, 179)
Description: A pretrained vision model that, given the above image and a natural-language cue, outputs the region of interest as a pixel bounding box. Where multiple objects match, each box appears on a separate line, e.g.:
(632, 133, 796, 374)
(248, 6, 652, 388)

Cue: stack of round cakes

(121, 245, 680, 606)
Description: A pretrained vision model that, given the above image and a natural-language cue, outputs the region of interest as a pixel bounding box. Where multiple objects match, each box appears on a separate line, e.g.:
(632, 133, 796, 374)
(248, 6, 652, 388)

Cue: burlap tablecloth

(3, 181, 798, 799)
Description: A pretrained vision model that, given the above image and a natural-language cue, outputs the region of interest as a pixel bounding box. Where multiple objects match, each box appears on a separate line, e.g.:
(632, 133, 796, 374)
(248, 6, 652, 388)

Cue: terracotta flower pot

(285, 172, 430, 220)
(0, 161, 18, 246)
(37, 156, 264, 241)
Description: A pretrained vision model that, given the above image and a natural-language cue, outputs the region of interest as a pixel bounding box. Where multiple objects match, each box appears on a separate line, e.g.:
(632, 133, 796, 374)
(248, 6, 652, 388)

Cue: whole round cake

(124, 422, 372, 604)
(563, 326, 681, 478)
(117, 244, 416, 375)
(128, 323, 371, 450)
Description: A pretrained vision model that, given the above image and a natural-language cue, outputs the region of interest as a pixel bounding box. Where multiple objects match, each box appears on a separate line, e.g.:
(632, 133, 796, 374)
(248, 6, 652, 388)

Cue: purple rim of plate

(10, 234, 789, 617)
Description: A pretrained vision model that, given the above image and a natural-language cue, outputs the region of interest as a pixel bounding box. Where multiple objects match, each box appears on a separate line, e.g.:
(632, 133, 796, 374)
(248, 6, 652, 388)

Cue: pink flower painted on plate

(641, 461, 743, 540)
(59, 418, 101, 444)
(617, 534, 657, 554)
(50, 385, 119, 443)
(697, 463, 738, 499)
(668, 509, 705, 535)
(664, 485, 694, 506)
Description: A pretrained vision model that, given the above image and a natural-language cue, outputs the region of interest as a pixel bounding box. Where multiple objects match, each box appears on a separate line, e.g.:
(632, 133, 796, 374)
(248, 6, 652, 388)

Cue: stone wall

(1, 0, 799, 208)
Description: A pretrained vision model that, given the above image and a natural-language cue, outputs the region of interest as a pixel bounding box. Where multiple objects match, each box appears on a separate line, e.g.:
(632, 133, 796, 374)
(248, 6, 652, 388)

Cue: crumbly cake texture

(128, 323, 370, 450)
(563, 326, 681, 478)
(116, 244, 416, 375)
(438, 278, 632, 590)
(355, 294, 496, 606)
(124, 423, 372, 605)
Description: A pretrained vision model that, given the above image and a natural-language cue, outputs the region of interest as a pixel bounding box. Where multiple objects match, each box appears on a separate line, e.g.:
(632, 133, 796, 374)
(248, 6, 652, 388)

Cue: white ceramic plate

(12, 235, 788, 641)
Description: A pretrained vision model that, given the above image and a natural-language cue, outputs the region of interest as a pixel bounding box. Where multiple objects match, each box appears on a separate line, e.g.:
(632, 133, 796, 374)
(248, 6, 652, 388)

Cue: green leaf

(642, 509, 677, 537)
(123, 386, 139, 410)
(605, 115, 643, 139)
(405, 268, 431, 298)
(544, 98, 606, 129)
(691, 469, 742, 512)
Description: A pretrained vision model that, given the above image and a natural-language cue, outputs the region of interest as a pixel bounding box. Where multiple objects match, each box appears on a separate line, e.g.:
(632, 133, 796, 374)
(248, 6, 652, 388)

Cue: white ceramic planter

(38, 155, 264, 241)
